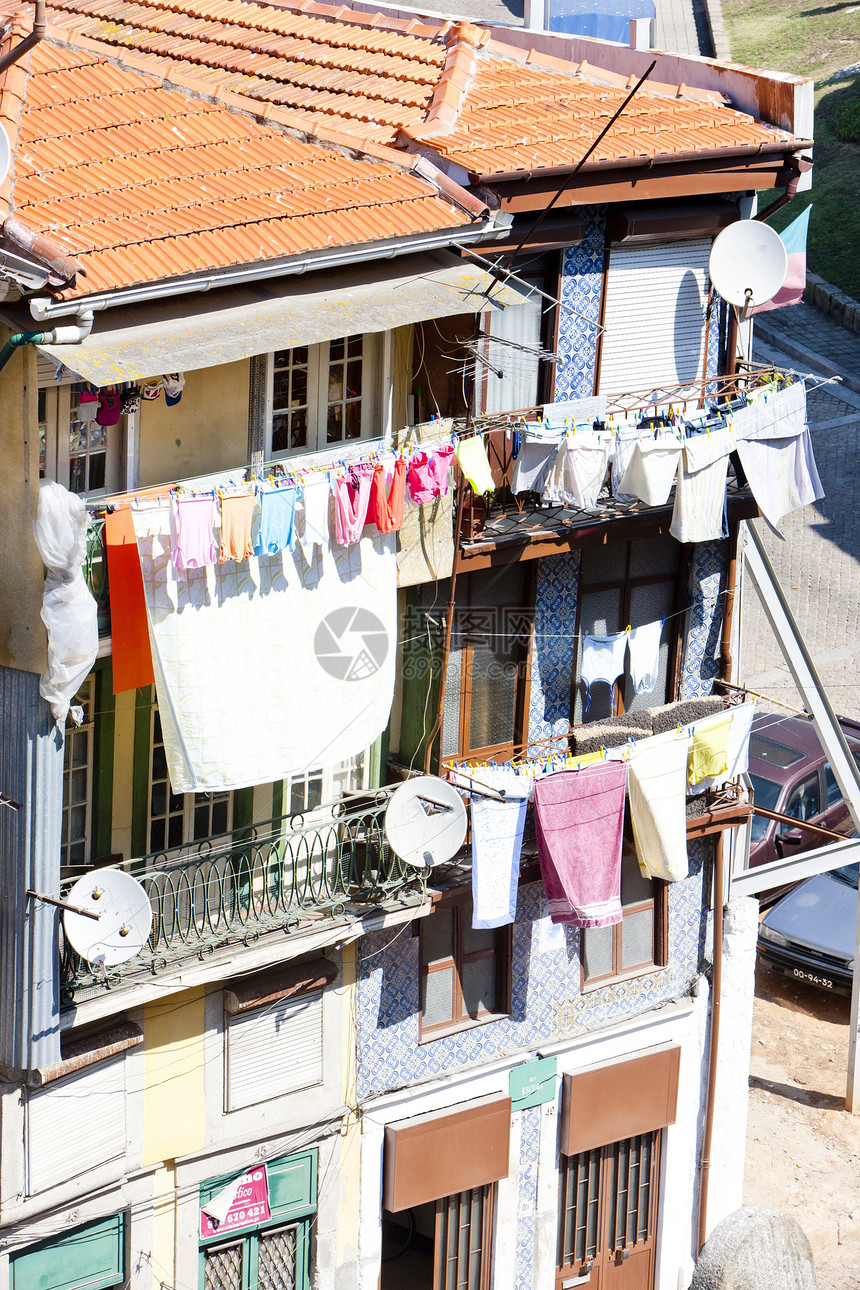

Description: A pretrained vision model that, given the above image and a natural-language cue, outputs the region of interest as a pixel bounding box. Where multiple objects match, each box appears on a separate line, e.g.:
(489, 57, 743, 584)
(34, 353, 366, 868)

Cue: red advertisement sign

(200, 1165, 271, 1239)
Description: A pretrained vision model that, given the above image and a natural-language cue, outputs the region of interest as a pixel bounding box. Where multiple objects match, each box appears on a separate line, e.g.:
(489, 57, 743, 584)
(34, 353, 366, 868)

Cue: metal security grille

(258, 1225, 298, 1289)
(608, 1133, 655, 1249)
(558, 1146, 601, 1269)
(203, 1242, 243, 1290)
(435, 1186, 493, 1290)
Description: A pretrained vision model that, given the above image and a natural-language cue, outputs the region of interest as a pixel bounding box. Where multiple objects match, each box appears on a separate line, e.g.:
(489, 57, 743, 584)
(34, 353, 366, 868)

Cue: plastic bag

(32, 480, 99, 727)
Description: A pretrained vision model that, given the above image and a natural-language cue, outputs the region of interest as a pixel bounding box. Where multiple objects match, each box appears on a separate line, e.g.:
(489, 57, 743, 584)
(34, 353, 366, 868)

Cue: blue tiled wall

(528, 551, 580, 746)
(679, 539, 727, 699)
(555, 208, 606, 400)
(355, 839, 710, 1100)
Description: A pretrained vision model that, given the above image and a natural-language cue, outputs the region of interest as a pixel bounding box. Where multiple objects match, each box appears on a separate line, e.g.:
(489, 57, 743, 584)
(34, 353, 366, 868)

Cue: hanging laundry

(580, 630, 627, 713)
(77, 387, 99, 423)
(455, 436, 495, 495)
(610, 421, 640, 501)
(163, 373, 185, 407)
(734, 429, 823, 529)
(533, 762, 627, 926)
(120, 384, 141, 415)
(688, 710, 734, 785)
(627, 729, 692, 882)
(142, 376, 163, 400)
(690, 700, 756, 792)
(219, 490, 256, 563)
(295, 476, 330, 558)
(171, 493, 217, 571)
(105, 507, 154, 695)
(466, 768, 530, 929)
(628, 620, 664, 694)
(617, 436, 681, 506)
(511, 424, 561, 495)
(669, 426, 733, 544)
(96, 387, 121, 427)
(369, 458, 406, 534)
(253, 486, 296, 556)
(332, 466, 372, 545)
(731, 380, 806, 443)
(565, 432, 611, 509)
(406, 443, 455, 505)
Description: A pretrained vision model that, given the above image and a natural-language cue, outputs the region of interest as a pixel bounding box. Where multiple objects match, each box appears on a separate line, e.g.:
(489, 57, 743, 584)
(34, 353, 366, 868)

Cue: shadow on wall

(674, 268, 708, 386)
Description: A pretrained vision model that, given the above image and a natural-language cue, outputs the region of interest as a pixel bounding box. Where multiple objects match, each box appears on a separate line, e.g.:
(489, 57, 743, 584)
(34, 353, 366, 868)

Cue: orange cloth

(105, 507, 155, 694)
(369, 458, 406, 534)
(219, 492, 256, 562)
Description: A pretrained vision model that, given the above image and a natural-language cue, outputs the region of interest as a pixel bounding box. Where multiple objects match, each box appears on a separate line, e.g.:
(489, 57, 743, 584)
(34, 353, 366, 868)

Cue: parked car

(757, 863, 858, 994)
(748, 713, 860, 871)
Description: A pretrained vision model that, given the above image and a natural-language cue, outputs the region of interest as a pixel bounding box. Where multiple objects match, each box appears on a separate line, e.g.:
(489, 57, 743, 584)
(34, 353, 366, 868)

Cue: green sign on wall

(509, 1056, 557, 1110)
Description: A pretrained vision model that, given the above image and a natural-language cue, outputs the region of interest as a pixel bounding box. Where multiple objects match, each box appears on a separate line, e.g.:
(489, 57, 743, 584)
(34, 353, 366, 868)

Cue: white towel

(627, 729, 692, 882)
(466, 768, 530, 929)
(618, 436, 681, 506)
(735, 429, 823, 529)
(689, 701, 757, 793)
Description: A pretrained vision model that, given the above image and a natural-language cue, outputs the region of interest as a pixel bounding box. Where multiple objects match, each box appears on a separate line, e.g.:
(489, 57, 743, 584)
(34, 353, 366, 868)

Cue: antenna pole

(26, 890, 101, 921)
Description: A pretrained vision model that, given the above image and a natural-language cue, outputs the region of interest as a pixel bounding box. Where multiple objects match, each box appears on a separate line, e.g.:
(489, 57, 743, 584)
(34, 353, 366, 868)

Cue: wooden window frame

(443, 567, 537, 763)
(263, 333, 381, 460)
(573, 538, 686, 722)
(580, 848, 668, 993)
(39, 382, 122, 498)
(418, 897, 512, 1042)
(477, 252, 560, 416)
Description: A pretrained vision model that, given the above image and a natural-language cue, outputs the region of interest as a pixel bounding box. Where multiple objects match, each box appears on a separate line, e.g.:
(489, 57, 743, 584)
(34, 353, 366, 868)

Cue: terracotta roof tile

(5, 33, 483, 298)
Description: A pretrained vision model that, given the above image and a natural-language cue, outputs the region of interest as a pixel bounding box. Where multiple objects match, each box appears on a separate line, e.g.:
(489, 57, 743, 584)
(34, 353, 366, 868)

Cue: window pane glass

(784, 773, 821, 822)
(462, 956, 496, 1016)
(203, 1242, 243, 1290)
(628, 533, 679, 579)
(441, 646, 462, 758)
(422, 966, 454, 1026)
(825, 765, 842, 808)
(582, 926, 613, 980)
(462, 924, 496, 955)
(581, 542, 626, 587)
(423, 908, 454, 964)
(621, 908, 654, 970)
(258, 1225, 298, 1290)
(468, 643, 517, 750)
(620, 851, 652, 905)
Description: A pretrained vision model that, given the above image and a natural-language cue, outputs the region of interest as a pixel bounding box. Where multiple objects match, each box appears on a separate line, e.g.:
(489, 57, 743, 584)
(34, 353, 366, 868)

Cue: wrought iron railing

(59, 791, 427, 1007)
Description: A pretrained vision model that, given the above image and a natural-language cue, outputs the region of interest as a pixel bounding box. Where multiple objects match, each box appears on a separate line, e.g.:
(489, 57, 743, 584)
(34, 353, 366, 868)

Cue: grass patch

(722, 0, 860, 297)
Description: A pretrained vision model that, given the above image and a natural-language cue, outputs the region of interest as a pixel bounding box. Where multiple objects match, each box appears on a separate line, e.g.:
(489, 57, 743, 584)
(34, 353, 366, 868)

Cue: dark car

(748, 713, 860, 872)
(757, 863, 858, 994)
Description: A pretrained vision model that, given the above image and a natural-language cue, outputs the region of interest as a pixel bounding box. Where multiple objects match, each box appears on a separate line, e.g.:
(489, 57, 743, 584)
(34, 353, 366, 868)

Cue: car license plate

(790, 967, 835, 990)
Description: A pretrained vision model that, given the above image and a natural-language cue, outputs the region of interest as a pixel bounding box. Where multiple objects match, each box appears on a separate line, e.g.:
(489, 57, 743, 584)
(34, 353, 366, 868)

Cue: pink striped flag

(750, 205, 811, 314)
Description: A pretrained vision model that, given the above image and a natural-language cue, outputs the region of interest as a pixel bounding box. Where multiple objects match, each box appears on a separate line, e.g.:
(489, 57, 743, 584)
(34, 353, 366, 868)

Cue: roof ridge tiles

(420, 18, 490, 134)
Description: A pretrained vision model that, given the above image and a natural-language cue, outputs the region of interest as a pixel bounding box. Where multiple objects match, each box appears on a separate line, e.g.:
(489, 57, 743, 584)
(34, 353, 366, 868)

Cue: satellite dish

(63, 868, 153, 967)
(0, 125, 10, 189)
(709, 221, 787, 314)
(385, 776, 468, 869)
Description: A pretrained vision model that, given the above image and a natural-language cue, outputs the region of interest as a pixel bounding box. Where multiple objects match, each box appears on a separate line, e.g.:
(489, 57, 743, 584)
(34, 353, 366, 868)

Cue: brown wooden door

(434, 1185, 495, 1290)
(557, 1131, 661, 1290)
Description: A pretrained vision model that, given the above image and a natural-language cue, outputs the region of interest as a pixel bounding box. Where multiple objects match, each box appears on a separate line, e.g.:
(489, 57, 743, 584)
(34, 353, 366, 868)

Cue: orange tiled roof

(404, 34, 797, 178)
(44, 0, 450, 146)
(6, 36, 486, 297)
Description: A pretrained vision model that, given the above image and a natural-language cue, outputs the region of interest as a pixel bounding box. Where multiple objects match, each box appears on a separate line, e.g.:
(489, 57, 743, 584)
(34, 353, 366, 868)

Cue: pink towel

(534, 762, 627, 927)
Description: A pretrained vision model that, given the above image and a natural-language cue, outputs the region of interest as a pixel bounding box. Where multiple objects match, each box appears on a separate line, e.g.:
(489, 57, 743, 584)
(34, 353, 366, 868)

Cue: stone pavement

(740, 325, 860, 719)
(755, 303, 860, 397)
(434, 0, 712, 55)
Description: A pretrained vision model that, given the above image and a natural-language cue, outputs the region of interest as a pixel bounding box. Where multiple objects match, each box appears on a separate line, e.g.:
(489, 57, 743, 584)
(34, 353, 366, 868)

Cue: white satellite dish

(385, 776, 468, 869)
(63, 868, 153, 967)
(709, 220, 787, 314)
(0, 124, 10, 190)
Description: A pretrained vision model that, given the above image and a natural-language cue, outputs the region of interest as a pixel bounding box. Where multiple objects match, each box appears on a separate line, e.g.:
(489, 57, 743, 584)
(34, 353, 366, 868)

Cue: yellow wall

(110, 687, 136, 861)
(0, 336, 47, 673)
(138, 360, 250, 487)
(150, 1163, 177, 1290)
(143, 987, 206, 1167)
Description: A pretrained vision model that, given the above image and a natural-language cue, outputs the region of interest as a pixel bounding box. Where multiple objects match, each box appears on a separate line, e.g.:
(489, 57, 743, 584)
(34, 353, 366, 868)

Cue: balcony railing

(59, 790, 426, 1007)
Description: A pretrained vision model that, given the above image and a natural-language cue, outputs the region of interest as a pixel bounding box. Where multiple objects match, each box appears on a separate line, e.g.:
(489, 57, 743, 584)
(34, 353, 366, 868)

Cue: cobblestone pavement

(740, 363, 860, 718)
(755, 303, 860, 396)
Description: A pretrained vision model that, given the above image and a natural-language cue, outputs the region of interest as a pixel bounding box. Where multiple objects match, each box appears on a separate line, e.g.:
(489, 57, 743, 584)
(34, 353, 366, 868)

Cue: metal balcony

(59, 790, 425, 1007)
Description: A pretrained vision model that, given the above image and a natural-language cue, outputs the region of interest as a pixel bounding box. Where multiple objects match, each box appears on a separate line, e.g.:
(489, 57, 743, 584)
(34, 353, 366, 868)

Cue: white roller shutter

(226, 990, 324, 1112)
(27, 1056, 126, 1193)
(598, 239, 711, 397)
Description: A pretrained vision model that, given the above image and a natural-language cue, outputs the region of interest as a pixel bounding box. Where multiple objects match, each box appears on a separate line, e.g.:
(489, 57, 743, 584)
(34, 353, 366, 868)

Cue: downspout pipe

(697, 832, 725, 1255)
(0, 309, 94, 374)
(754, 155, 812, 224)
(0, 0, 46, 76)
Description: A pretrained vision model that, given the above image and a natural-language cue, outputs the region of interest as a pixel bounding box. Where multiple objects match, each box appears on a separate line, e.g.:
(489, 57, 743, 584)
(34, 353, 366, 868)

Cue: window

(780, 772, 821, 829)
(265, 334, 381, 458)
(581, 851, 667, 990)
(479, 257, 557, 415)
(39, 382, 121, 497)
(574, 536, 681, 723)
(148, 706, 232, 854)
(225, 990, 324, 1111)
(419, 899, 511, 1040)
(381, 1186, 496, 1290)
(282, 749, 368, 818)
(557, 1131, 661, 1288)
(441, 566, 535, 762)
(61, 678, 94, 868)
(199, 1150, 316, 1290)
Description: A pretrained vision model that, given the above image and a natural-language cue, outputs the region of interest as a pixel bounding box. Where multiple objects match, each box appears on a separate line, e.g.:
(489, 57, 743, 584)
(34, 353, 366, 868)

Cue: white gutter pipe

(29, 216, 513, 324)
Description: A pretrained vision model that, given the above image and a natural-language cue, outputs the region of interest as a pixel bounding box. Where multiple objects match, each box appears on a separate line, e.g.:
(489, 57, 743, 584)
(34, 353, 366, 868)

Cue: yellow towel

(455, 436, 495, 494)
(688, 712, 733, 785)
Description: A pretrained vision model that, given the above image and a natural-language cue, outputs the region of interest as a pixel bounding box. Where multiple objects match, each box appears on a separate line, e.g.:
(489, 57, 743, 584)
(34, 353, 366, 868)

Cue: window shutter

(11, 1213, 125, 1290)
(27, 1057, 127, 1193)
(226, 990, 323, 1112)
(597, 239, 711, 395)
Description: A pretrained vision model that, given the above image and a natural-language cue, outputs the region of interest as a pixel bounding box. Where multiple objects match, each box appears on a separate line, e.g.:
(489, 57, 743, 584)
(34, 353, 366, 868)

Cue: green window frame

(10, 1211, 126, 1290)
(198, 1149, 317, 1290)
